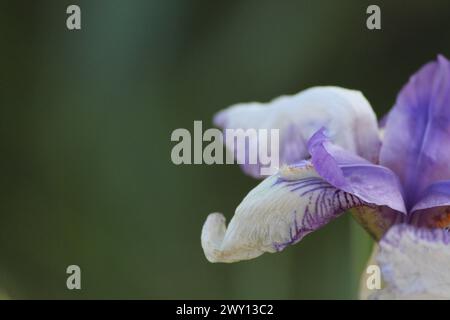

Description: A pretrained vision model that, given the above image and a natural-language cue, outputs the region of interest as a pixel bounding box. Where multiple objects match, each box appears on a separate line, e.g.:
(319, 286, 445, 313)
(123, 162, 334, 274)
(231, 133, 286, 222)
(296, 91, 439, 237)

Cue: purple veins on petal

(273, 175, 364, 251)
(201, 161, 381, 263)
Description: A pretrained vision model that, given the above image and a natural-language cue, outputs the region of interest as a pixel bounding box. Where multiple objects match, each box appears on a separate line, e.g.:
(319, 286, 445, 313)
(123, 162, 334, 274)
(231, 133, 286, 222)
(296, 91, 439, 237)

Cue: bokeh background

(1, 0, 450, 299)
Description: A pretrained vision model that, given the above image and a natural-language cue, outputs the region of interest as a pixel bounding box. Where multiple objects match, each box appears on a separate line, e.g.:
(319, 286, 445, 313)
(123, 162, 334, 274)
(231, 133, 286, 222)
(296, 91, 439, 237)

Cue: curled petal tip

(201, 158, 403, 264)
(201, 211, 266, 263)
(201, 213, 227, 263)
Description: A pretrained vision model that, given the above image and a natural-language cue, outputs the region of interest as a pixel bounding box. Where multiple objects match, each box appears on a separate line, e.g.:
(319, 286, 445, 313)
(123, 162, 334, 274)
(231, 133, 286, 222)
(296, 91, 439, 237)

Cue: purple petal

(412, 180, 450, 212)
(380, 55, 450, 210)
(408, 180, 450, 229)
(308, 129, 406, 214)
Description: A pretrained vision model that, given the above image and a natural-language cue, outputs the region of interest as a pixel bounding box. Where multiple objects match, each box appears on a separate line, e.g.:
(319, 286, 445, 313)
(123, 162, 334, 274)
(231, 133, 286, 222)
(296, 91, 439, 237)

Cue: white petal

(201, 161, 367, 263)
(214, 86, 380, 178)
(370, 225, 450, 299)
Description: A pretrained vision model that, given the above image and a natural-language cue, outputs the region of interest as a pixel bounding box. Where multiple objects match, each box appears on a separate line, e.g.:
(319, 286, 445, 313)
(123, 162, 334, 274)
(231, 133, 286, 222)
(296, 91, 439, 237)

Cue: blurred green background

(1, 0, 450, 299)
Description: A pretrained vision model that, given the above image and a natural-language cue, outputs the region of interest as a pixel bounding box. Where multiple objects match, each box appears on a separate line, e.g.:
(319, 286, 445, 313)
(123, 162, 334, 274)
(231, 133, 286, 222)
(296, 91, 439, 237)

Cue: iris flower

(200, 56, 450, 295)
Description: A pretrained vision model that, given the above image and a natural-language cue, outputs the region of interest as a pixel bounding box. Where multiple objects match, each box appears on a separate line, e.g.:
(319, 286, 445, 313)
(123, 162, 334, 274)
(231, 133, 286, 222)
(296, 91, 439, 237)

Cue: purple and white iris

(201, 56, 450, 298)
